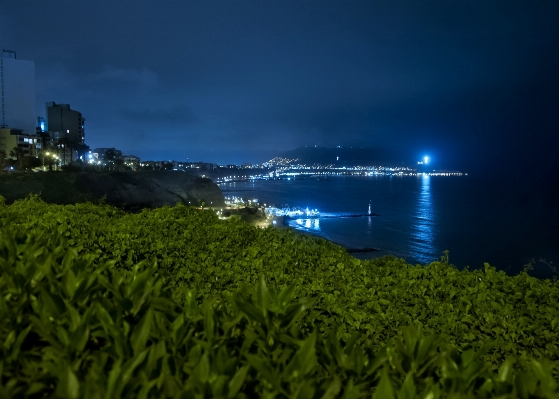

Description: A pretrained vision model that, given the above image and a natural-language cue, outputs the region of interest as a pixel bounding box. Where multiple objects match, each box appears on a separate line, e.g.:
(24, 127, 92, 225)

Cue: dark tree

(0, 150, 6, 171)
(9, 147, 25, 170)
(56, 137, 74, 166)
(104, 149, 116, 171)
(21, 156, 42, 170)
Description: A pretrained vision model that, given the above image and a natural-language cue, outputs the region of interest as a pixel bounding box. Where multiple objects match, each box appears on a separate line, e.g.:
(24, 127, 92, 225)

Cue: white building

(0, 50, 36, 136)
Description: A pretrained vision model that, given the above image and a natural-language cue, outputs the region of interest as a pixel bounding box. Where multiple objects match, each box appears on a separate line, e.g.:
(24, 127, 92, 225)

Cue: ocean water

(220, 175, 559, 278)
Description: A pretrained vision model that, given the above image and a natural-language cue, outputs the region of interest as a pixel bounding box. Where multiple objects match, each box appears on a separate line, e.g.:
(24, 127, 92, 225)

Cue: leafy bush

(1, 196, 559, 367)
(1, 226, 558, 398)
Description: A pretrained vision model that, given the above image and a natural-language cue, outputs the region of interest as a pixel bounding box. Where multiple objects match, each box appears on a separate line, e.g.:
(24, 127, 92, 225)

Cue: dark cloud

(118, 106, 199, 126)
(1, 0, 558, 173)
(94, 66, 159, 91)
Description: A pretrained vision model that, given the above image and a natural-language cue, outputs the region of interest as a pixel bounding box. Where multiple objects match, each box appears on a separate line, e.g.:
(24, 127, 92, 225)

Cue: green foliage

(1, 227, 558, 397)
(441, 250, 449, 264)
(1, 198, 559, 395)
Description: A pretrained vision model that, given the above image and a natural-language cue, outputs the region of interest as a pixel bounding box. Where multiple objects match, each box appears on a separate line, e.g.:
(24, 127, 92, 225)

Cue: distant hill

(276, 146, 399, 167)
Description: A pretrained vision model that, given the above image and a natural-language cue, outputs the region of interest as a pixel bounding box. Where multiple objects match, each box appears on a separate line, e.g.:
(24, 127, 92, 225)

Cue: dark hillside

(0, 171, 224, 210)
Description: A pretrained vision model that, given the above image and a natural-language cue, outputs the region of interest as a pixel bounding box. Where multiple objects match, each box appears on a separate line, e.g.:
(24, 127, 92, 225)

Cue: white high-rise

(0, 50, 36, 135)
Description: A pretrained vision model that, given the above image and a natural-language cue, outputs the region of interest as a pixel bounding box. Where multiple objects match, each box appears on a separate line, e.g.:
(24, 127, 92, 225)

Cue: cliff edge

(0, 171, 225, 210)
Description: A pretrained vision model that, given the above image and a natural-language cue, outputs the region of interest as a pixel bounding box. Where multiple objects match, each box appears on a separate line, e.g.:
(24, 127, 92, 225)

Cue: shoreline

(281, 217, 381, 256)
(221, 186, 384, 259)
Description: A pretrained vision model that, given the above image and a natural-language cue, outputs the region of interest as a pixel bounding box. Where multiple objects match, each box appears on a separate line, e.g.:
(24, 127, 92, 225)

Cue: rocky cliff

(0, 171, 225, 210)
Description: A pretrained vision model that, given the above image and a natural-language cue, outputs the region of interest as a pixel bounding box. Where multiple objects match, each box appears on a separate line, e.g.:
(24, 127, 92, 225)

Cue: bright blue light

(424, 156, 429, 164)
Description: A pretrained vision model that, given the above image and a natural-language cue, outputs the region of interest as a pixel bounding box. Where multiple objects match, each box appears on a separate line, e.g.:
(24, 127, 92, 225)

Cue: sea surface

(220, 175, 559, 279)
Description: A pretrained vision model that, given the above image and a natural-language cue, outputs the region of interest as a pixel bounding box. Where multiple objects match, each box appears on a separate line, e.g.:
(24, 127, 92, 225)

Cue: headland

(0, 170, 225, 211)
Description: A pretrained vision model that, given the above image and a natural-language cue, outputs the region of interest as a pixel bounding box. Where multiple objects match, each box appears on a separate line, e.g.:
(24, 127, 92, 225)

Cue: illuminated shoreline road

(216, 168, 465, 184)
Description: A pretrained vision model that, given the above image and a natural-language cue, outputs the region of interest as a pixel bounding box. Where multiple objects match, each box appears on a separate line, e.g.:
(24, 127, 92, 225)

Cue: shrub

(2, 198, 559, 367)
(1, 227, 558, 398)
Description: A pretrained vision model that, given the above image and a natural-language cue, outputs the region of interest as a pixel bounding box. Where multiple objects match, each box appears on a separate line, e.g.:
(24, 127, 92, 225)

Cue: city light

(424, 156, 429, 164)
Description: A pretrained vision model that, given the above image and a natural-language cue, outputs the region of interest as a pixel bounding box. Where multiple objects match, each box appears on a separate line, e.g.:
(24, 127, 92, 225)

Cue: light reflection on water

(219, 176, 559, 276)
(410, 174, 436, 263)
(295, 218, 321, 231)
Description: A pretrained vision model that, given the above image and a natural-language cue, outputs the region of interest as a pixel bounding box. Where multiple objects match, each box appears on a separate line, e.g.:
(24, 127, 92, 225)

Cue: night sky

(2, 1, 558, 175)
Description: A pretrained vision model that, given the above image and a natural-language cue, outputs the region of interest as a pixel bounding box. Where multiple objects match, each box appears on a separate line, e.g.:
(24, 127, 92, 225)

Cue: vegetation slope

(1, 196, 558, 397)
